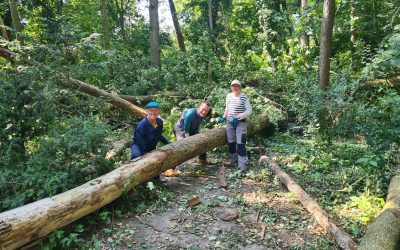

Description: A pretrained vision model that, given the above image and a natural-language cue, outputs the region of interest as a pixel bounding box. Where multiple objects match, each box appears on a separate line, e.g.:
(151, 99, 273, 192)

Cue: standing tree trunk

(114, 0, 132, 40)
(350, 0, 355, 45)
(301, 0, 309, 47)
(0, 16, 9, 40)
(168, 0, 186, 52)
(100, 0, 113, 77)
(9, 0, 23, 32)
(273, 0, 281, 12)
(100, 0, 110, 50)
(318, 0, 335, 91)
(207, 0, 213, 83)
(0, 114, 273, 250)
(149, 0, 160, 69)
(281, 0, 287, 11)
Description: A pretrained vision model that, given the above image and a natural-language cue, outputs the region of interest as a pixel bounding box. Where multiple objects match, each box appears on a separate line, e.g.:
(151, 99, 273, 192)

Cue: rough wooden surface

(358, 168, 400, 250)
(0, 115, 271, 249)
(259, 156, 357, 250)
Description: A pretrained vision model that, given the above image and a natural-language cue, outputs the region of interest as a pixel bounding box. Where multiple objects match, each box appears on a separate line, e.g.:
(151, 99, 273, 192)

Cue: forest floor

(89, 155, 339, 249)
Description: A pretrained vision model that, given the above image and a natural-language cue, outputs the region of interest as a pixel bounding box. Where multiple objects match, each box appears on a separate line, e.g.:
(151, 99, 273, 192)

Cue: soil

(92, 157, 339, 250)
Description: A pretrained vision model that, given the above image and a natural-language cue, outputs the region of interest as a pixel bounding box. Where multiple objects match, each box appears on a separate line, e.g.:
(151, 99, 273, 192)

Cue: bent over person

(223, 79, 252, 170)
(173, 102, 211, 164)
(130, 101, 170, 160)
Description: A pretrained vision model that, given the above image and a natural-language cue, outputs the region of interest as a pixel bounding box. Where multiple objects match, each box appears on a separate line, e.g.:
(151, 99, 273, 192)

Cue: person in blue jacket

(173, 102, 210, 164)
(130, 101, 170, 160)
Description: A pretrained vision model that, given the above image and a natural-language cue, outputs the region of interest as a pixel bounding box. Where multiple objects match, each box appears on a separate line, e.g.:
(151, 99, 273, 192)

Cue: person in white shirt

(222, 79, 252, 170)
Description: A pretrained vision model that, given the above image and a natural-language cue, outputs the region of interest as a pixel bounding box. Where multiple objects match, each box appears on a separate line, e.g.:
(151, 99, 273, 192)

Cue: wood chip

(188, 197, 201, 207)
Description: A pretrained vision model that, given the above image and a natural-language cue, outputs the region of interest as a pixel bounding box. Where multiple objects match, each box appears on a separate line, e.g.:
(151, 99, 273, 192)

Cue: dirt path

(93, 158, 338, 249)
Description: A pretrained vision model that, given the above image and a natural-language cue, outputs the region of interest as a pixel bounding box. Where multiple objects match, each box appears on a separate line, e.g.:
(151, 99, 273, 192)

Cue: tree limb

(258, 156, 357, 250)
(57, 76, 147, 118)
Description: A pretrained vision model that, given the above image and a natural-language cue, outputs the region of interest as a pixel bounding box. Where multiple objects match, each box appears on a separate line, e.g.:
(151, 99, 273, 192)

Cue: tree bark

(273, 0, 281, 12)
(318, 0, 335, 91)
(358, 167, 400, 250)
(100, 0, 113, 77)
(207, 0, 213, 83)
(0, 115, 272, 249)
(0, 16, 9, 40)
(149, 0, 160, 69)
(168, 0, 186, 52)
(100, 0, 110, 50)
(57, 77, 147, 118)
(301, 0, 309, 48)
(9, 0, 23, 32)
(259, 156, 357, 250)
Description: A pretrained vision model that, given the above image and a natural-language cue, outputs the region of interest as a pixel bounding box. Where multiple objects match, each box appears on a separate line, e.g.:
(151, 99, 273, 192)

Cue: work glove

(217, 117, 226, 123)
(233, 117, 238, 129)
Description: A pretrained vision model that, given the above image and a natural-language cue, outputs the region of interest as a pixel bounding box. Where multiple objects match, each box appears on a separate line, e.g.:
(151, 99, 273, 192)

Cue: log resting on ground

(119, 92, 186, 105)
(0, 115, 271, 249)
(57, 77, 147, 118)
(259, 156, 356, 250)
(358, 167, 400, 250)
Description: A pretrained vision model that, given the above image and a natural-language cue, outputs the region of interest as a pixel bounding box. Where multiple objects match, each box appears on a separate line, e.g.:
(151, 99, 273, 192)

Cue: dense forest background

(0, 0, 399, 248)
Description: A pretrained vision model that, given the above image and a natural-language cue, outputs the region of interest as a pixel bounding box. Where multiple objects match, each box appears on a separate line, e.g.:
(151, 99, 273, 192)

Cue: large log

(119, 92, 186, 105)
(259, 156, 357, 250)
(57, 77, 147, 118)
(0, 115, 271, 249)
(358, 167, 400, 250)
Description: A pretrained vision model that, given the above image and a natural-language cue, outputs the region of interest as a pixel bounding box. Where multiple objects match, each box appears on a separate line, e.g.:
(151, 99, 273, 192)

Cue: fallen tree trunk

(57, 77, 147, 118)
(259, 156, 357, 250)
(0, 46, 15, 62)
(358, 167, 400, 250)
(0, 115, 271, 249)
(119, 92, 186, 105)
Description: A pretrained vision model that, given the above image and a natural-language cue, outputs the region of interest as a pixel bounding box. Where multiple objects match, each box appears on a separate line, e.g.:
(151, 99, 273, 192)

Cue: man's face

(147, 107, 160, 119)
(197, 104, 210, 118)
(230, 84, 240, 93)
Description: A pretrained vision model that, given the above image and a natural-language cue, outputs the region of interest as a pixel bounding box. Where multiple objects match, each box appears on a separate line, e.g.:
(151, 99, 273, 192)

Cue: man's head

(197, 102, 210, 118)
(145, 101, 161, 119)
(230, 79, 241, 93)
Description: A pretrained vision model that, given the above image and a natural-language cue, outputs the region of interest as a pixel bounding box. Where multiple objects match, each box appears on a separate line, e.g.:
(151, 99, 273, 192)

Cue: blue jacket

(174, 108, 204, 135)
(131, 117, 169, 155)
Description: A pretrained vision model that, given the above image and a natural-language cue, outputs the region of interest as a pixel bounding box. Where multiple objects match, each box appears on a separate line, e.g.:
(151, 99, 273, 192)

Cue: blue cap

(145, 101, 160, 108)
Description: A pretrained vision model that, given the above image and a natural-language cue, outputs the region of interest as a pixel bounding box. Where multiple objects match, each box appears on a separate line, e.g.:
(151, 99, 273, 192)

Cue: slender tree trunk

(100, 0, 110, 50)
(0, 16, 9, 40)
(207, 0, 213, 83)
(100, 0, 113, 77)
(9, 0, 23, 32)
(168, 0, 185, 52)
(273, 0, 281, 12)
(301, 0, 309, 47)
(149, 0, 160, 69)
(281, 0, 287, 11)
(350, 0, 355, 45)
(318, 0, 335, 91)
(0, 115, 272, 250)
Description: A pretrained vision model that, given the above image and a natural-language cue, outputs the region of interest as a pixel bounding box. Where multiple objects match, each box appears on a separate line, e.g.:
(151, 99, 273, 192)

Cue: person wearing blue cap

(221, 80, 252, 170)
(130, 101, 170, 159)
